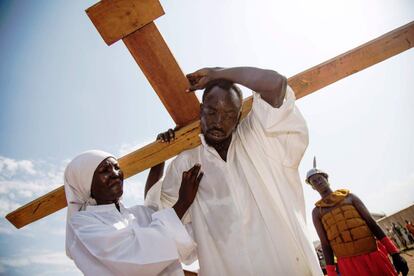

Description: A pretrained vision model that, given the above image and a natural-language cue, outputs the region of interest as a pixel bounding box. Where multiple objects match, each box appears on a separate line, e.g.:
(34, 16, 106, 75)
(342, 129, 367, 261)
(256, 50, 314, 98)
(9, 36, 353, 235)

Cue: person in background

(307, 158, 408, 276)
(399, 222, 414, 245)
(387, 227, 401, 249)
(405, 220, 414, 241)
(393, 222, 408, 249)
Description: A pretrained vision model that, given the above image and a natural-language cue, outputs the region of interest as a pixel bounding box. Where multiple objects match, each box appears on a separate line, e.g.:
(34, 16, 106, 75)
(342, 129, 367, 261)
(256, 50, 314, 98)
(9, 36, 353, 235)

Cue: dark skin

(144, 128, 178, 198)
(91, 157, 203, 219)
(157, 67, 287, 162)
(199, 87, 241, 161)
(309, 173, 408, 274)
(145, 162, 164, 198)
(90, 157, 124, 211)
(186, 67, 287, 108)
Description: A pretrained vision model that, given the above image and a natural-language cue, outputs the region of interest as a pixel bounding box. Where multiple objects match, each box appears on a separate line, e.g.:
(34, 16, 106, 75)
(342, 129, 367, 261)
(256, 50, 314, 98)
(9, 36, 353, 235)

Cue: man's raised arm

(186, 67, 287, 107)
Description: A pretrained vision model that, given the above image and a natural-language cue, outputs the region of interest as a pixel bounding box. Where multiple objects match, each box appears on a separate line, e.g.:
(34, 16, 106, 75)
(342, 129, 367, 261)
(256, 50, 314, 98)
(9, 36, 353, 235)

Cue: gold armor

(317, 190, 377, 258)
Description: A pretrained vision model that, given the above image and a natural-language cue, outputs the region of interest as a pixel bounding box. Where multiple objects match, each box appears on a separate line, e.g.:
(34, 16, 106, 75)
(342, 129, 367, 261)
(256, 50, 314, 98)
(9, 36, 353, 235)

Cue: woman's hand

(173, 164, 203, 219)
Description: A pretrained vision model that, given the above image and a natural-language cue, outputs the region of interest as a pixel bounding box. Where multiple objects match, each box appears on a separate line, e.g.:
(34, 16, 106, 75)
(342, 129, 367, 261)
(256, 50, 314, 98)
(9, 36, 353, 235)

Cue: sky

(0, 0, 413, 275)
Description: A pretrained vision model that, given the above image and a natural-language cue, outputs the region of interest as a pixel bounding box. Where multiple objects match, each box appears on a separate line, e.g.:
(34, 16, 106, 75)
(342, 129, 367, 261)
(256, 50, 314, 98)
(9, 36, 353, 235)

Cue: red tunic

(337, 241, 396, 276)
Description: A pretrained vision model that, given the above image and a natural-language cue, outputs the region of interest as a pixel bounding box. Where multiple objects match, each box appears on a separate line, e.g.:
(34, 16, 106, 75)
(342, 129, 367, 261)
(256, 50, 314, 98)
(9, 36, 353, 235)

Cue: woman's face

(91, 157, 124, 204)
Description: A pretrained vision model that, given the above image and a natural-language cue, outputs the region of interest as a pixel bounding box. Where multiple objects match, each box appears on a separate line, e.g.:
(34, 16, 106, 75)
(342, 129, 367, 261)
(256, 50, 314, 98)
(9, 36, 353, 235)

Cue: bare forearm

(367, 219, 387, 240)
(322, 245, 335, 265)
(145, 162, 165, 198)
(172, 199, 191, 220)
(211, 67, 287, 107)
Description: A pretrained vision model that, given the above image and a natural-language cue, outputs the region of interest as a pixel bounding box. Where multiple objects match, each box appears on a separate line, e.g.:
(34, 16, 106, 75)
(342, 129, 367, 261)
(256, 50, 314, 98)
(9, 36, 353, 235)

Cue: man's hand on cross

(186, 67, 224, 92)
(157, 128, 176, 143)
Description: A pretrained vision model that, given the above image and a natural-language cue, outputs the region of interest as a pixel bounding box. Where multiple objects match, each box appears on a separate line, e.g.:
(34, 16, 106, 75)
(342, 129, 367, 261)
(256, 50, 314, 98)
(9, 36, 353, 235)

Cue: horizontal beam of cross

(6, 21, 414, 229)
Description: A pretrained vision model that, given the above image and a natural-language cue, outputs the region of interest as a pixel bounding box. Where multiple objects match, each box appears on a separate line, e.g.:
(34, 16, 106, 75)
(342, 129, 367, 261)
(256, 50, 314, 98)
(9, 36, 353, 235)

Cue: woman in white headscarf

(65, 150, 202, 276)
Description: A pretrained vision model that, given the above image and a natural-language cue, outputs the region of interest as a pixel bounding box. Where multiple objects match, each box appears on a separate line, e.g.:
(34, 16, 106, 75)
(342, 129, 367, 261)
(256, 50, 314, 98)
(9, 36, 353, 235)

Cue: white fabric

(67, 203, 197, 276)
(146, 86, 322, 276)
(64, 149, 113, 258)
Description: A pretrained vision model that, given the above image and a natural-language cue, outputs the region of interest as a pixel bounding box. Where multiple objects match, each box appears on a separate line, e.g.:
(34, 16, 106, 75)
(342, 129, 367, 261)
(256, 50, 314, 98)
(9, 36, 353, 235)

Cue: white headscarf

(64, 150, 114, 258)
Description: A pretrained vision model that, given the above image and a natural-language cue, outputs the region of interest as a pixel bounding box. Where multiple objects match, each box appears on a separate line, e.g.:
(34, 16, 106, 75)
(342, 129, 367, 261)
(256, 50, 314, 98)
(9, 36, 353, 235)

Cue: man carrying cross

(145, 67, 322, 275)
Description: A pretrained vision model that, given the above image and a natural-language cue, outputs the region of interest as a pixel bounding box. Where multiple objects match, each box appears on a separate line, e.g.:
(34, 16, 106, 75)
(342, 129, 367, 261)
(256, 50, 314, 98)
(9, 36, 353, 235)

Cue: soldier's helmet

(305, 157, 328, 184)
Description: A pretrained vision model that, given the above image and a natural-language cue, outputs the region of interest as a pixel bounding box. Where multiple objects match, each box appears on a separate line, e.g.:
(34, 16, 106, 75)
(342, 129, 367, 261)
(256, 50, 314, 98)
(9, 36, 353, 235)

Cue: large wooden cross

(5, 0, 414, 230)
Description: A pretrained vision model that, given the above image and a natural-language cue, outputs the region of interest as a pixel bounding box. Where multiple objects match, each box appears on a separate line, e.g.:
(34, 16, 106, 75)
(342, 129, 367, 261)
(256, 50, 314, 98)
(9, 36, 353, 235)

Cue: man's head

(200, 79, 242, 144)
(91, 157, 124, 205)
(307, 173, 330, 194)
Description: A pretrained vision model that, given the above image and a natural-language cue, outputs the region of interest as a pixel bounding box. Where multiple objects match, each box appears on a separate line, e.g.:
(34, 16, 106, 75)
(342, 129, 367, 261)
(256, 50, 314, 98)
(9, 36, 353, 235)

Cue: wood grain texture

(6, 22, 413, 229)
(123, 22, 200, 126)
(86, 0, 164, 45)
(289, 21, 414, 99)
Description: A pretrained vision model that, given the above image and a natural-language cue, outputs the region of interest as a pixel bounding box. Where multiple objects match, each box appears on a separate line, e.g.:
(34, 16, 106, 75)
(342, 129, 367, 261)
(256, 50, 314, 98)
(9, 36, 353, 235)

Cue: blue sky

(0, 0, 413, 274)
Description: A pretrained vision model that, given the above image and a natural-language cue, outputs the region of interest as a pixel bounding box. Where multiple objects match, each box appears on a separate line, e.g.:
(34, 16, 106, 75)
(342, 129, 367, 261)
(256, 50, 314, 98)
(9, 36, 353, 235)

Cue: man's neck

(207, 136, 232, 162)
(320, 188, 334, 199)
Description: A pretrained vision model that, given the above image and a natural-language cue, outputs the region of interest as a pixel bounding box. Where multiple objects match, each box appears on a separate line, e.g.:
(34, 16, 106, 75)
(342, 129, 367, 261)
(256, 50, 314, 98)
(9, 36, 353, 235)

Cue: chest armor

(321, 204, 377, 258)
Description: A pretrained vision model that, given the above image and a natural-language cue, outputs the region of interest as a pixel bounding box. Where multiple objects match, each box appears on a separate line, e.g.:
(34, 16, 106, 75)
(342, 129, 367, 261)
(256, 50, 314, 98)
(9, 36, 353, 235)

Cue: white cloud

(0, 250, 79, 274)
(0, 156, 65, 217)
(0, 200, 20, 217)
(0, 157, 36, 179)
(48, 228, 66, 236)
(122, 178, 145, 206)
(0, 224, 13, 235)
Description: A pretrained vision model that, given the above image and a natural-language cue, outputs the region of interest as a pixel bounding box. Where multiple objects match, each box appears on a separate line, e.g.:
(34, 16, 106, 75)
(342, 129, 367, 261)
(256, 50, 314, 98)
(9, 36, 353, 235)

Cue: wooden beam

(6, 186, 67, 229)
(289, 21, 414, 99)
(86, 0, 165, 46)
(6, 21, 413, 229)
(123, 23, 200, 126)
(87, 0, 200, 126)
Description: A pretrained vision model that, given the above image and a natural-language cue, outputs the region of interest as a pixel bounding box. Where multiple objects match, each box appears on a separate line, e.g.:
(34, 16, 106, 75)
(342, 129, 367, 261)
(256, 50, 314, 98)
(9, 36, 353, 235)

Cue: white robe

(146, 87, 322, 275)
(67, 203, 197, 276)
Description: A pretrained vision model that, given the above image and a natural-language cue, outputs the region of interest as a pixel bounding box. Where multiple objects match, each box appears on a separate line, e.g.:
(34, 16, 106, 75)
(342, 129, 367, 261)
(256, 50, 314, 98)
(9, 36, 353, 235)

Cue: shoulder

(170, 146, 201, 168)
(176, 147, 199, 160)
(347, 192, 359, 201)
(69, 210, 102, 228)
(127, 205, 154, 217)
(312, 207, 320, 220)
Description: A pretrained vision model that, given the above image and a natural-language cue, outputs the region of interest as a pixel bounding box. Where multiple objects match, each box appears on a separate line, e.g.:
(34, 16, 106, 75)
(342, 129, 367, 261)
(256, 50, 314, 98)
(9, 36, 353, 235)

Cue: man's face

(308, 173, 330, 194)
(91, 157, 124, 204)
(200, 86, 241, 144)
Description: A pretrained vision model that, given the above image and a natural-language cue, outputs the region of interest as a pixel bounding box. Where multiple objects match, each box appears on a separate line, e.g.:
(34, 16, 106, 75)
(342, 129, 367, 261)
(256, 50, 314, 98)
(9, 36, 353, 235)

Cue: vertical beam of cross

(86, 0, 200, 126)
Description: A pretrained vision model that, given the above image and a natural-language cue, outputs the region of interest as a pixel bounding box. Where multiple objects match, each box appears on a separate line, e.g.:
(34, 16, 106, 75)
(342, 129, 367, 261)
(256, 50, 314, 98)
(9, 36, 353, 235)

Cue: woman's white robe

(67, 203, 196, 276)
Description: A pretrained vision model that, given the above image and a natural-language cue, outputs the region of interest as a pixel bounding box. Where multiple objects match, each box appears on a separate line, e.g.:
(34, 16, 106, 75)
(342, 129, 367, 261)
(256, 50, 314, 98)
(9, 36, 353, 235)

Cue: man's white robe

(146, 87, 322, 275)
(67, 203, 196, 276)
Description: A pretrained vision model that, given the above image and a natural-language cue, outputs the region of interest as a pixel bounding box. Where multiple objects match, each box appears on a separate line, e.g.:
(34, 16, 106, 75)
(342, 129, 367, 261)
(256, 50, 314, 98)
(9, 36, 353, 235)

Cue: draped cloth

(146, 87, 322, 275)
(64, 149, 113, 258)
